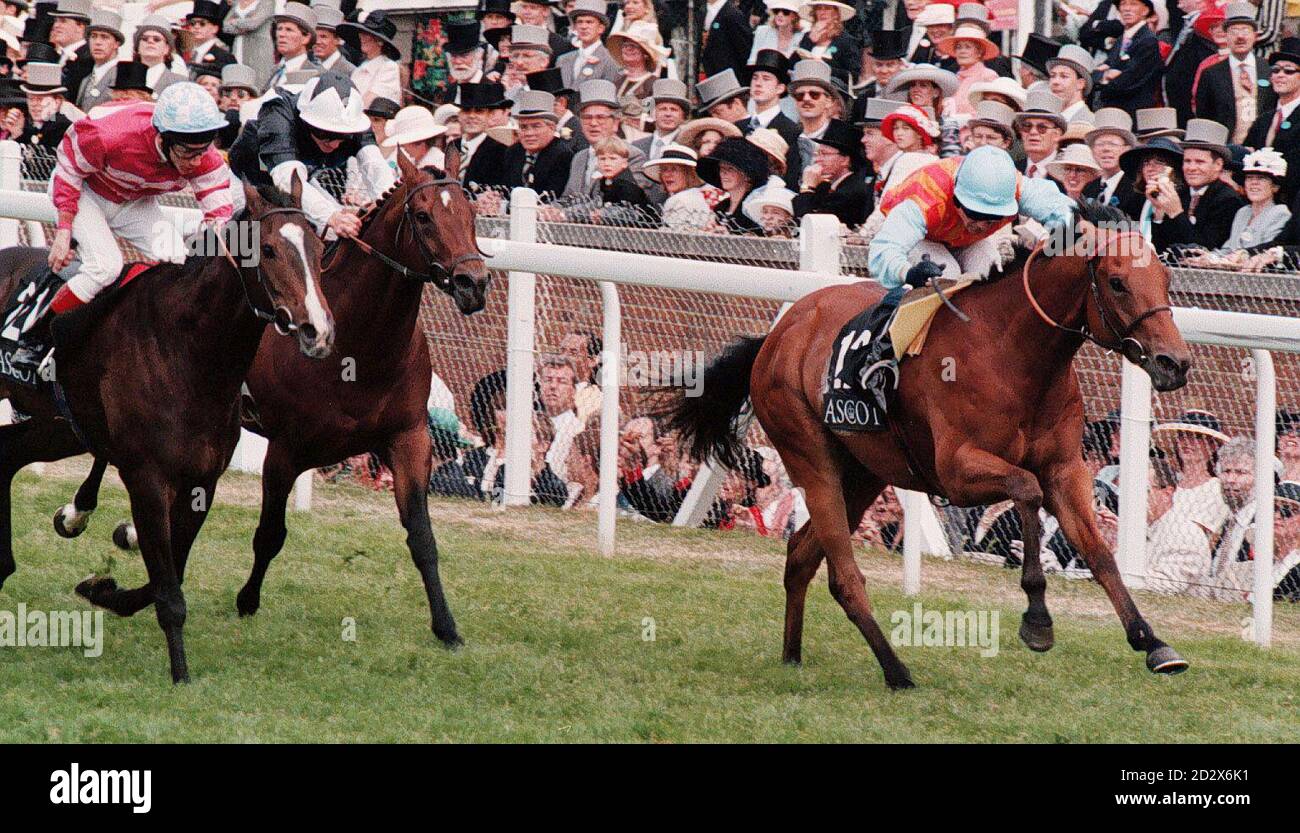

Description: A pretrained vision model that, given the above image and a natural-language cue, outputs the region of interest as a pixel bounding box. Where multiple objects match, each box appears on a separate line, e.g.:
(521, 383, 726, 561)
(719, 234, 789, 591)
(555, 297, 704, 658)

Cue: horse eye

(262, 243, 275, 258)
(1109, 277, 1126, 293)
(416, 211, 432, 223)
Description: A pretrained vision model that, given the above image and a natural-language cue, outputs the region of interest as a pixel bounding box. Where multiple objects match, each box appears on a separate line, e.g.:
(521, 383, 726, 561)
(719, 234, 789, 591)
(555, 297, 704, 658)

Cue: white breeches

(907, 233, 1005, 281)
(56, 186, 186, 302)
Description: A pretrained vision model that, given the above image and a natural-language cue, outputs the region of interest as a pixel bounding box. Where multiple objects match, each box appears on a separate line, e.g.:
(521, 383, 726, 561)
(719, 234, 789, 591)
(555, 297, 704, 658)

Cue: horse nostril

(300, 323, 317, 343)
(453, 272, 476, 293)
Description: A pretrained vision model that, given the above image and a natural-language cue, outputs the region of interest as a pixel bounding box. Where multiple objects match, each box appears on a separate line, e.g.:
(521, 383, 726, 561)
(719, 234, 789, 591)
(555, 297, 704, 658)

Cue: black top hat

(339, 9, 402, 60)
(110, 60, 151, 92)
(457, 80, 509, 109)
(1119, 136, 1183, 178)
(20, 41, 60, 65)
(813, 118, 864, 161)
(868, 28, 908, 61)
(443, 20, 482, 56)
(697, 136, 771, 190)
(1015, 33, 1061, 75)
(1270, 36, 1300, 66)
(186, 0, 224, 24)
(20, 14, 53, 43)
(364, 96, 400, 119)
(746, 49, 790, 85)
(191, 62, 223, 80)
(476, 0, 516, 22)
(0, 78, 26, 108)
(527, 67, 574, 99)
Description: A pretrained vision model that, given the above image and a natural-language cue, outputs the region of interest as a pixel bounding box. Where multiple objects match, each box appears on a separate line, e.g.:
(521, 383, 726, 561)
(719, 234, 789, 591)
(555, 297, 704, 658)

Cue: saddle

(822, 277, 975, 433)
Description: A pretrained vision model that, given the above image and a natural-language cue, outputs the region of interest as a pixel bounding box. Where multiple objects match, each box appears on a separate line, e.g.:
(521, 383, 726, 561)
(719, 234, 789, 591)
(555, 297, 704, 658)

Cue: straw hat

(747, 127, 789, 176)
(886, 63, 959, 99)
(641, 143, 702, 185)
(381, 105, 447, 148)
(967, 76, 1027, 111)
(1151, 410, 1230, 457)
(935, 23, 1000, 61)
(1046, 143, 1101, 180)
(677, 117, 743, 152)
(607, 21, 669, 73)
(798, 0, 855, 22)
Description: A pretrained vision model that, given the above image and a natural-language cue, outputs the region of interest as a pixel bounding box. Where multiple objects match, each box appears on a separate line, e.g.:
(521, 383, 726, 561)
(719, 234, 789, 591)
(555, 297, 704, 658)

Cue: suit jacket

(61, 43, 94, 104)
(1082, 172, 1144, 220)
(462, 136, 511, 190)
(1164, 27, 1217, 127)
(1152, 180, 1245, 254)
(797, 32, 859, 82)
(1245, 103, 1300, 201)
(562, 144, 651, 198)
(556, 44, 621, 89)
(224, 0, 278, 89)
(76, 61, 119, 113)
(1194, 56, 1276, 142)
(699, 1, 753, 79)
(1078, 0, 1123, 54)
(501, 138, 573, 198)
(1094, 25, 1163, 116)
(19, 113, 73, 151)
(792, 172, 871, 227)
(188, 41, 237, 74)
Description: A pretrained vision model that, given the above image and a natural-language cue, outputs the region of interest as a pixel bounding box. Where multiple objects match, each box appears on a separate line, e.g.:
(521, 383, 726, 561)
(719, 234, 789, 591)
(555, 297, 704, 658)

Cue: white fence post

(502, 188, 539, 507)
(1116, 358, 1153, 588)
(0, 141, 20, 249)
(1251, 349, 1276, 647)
(292, 470, 314, 512)
(597, 282, 621, 555)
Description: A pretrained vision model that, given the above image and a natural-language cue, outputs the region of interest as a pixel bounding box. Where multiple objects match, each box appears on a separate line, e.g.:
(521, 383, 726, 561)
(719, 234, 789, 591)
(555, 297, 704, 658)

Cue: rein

(217, 206, 311, 335)
(1020, 233, 1172, 363)
(343, 177, 487, 292)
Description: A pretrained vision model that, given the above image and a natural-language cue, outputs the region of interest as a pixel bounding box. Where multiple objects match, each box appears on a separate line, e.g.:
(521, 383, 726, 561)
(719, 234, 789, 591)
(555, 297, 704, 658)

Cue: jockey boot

(856, 284, 906, 408)
(10, 283, 83, 369)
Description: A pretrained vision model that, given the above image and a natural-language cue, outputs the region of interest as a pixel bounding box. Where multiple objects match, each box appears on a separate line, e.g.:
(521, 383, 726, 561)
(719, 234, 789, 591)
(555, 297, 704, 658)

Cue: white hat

(798, 0, 855, 21)
(751, 185, 797, 216)
(764, 0, 803, 13)
(914, 4, 955, 27)
(1046, 143, 1101, 180)
(433, 103, 461, 127)
(382, 105, 448, 147)
(1242, 147, 1287, 179)
(887, 63, 959, 98)
(967, 76, 1028, 110)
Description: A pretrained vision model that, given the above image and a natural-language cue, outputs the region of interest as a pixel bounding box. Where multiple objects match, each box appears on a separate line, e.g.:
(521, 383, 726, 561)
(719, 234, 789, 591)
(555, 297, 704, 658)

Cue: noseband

(218, 206, 312, 335)
(1021, 233, 1172, 363)
(345, 177, 488, 294)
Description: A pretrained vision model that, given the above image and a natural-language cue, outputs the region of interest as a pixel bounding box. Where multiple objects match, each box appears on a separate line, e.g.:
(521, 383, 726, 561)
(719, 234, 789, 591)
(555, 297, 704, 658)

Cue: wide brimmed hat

(381, 105, 447, 148)
(967, 75, 1028, 111)
(477, 0, 516, 21)
(1134, 107, 1184, 139)
(1268, 36, 1300, 66)
(914, 4, 955, 28)
(1222, 1, 1259, 29)
(575, 78, 617, 110)
(1151, 410, 1230, 454)
(19, 61, 65, 94)
(677, 117, 743, 151)
(511, 23, 555, 56)
(882, 104, 940, 146)
(443, 21, 482, 56)
(868, 28, 909, 60)
(746, 48, 790, 85)
(512, 89, 559, 121)
(1015, 32, 1060, 76)
(1046, 142, 1101, 180)
(641, 143, 701, 184)
(1119, 137, 1184, 178)
(967, 99, 1016, 140)
(87, 9, 124, 44)
(527, 67, 574, 99)
(936, 23, 1000, 61)
(607, 21, 668, 72)
(886, 63, 959, 98)
(186, 0, 225, 24)
(568, 0, 609, 24)
(48, 0, 89, 23)
(698, 136, 771, 189)
(695, 68, 748, 111)
(456, 81, 510, 109)
(110, 60, 151, 92)
(747, 127, 790, 175)
(1047, 44, 1095, 95)
(1241, 147, 1288, 181)
(650, 77, 690, 109)
(854, 96, 904, 127)
(1181, 117, 1231, 161)
(363, 96, 401, 119)
(338, 9, 402, 61)
(799, 0, 855, 21)
(1086, 107, 1137, 146)
(274, 2, 318, 36)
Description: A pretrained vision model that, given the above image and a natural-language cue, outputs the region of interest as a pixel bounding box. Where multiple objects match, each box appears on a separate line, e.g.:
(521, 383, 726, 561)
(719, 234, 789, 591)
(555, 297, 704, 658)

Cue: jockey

(228, 70, 395, 239)
(858, 145, 1081, 392)
(12, 82, 232, 366)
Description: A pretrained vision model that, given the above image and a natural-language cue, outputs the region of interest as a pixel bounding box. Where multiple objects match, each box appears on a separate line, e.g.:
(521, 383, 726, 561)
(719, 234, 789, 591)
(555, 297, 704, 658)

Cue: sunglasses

(1271, 65, 1300, 75)
(309, 127, 350, 143)
(793, 90, 826, 101)
(1018, 121, 1059, 135)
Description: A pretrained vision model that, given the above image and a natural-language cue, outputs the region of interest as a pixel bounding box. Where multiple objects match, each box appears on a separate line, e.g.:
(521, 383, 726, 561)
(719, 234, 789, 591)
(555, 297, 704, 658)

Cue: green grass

(2, 462, 1298, 742)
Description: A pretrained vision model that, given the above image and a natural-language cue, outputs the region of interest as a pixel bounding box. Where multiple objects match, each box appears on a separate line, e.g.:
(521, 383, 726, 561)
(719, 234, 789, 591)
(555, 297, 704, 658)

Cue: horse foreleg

(54, 456, 109, 539)
(383, 427, 462, 648)
(121, 470, 190, 684)
(1044, 459, 1187, 674)
(168, 477, 216, 585)
(236, 444, 297, 617)
(1015, 500, 1054, 652)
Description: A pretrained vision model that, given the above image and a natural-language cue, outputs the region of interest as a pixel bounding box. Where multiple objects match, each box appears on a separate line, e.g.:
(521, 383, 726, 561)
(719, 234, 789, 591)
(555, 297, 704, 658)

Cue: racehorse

(56, 149, 489, 650)
(662, 203, 1193, 689)
(0, 176, 334, 683)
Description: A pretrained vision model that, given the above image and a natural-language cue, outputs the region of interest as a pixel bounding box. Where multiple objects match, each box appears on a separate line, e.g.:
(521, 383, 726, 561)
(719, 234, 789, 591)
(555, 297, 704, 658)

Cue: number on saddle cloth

(0, 266, 64, 388)
(822, 288, 906, 433)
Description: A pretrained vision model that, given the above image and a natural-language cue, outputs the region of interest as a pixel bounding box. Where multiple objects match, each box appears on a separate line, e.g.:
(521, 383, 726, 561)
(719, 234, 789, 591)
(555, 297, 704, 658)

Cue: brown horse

(0, 177, 334, 683)
(59, 149, 489, 649)
(663, 204, 1192, 689)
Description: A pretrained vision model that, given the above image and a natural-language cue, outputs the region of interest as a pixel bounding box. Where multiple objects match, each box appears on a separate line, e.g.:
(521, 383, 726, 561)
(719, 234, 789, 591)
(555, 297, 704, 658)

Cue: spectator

(364, 96, 401, 170)
(695, 67, 750, 126)
(677, 114, 740, 158)
(504, 24, 554, 96)
(538, 354, 584, 482)
(797, 0, 859, 82)
(454, 81, 511, 190)
(502, 90, 573, 197)
(559, 78, 650, 202)
(748, 0, 808, 62)
(514, 0, 570, 57)
(340, 9, 402, 106)
(312, 5, 355, 76)
(1013, 89, 1066, 179)
(788, 58, 838, 169)
(1194, 3, 1270, 145)
(526, 67, 579, 143)
(907, 3, 955, 67)
(608, 20, 665, 102)
(594, 135, 652, 219)
(1118, 133, 1183, 239)
(557, 0, 620, 88)
(1280, 410, 1300, 485)
(1012, 31, 1058, 91)
(443, 22, 487, 103)
(1082, 108, 1141, 215)
(633, 77, 690, 162)
(264, 4, 319, 93)
(618, 419, 691, 522)
(1269, 483, 1300, 601)
(612, 0, 663, 42)
(185, 1, 235, 74)
(857, 486, 903, 552)
(224, 0, 277, 89)
(880, 103, 939, 155)
(851, 28, 907, 111)
(73, 8, 120, 113)
(381, 105, 448, 171)
(1164, 0, 1218, 126)
(744, 125, 795, 197)
(48, 0, 90, 99)
(1189, 148, 1291, 263)
(563, 426, 603, 509)
(752, 184, 797, 235)
(215, 63, 258, 149)
(952, 2, 1015, 78)
(1206, 436, 1256, 583)
(1046, 142, 1102, 203)
(699, 0, 753, 79)
(1151, 118, 1245, 256)
(744, 49, 796, 138)
(559, 330, 603, 423)
(192, 64, 222, 103)
(133, 15, 187, 94)
(886, 63, 957, 124)
(16, 63, 71, 150)
(427, 407, 479, 500)
(1145, 453, 1214, 594)
(794, 117, 869, 226)
(1245, 37, 1300, 203)
(966, 99, 1015, 151)
(644, 143, 721, 230)
(698, 135, 770, 233)
(1151, 409, 1232, 535)
(1094, 0, 1165, 117)
(966, 76, 1027, 113)
(1046, 44, 1094, 123)
(934, 21, 999, 117)
(708, 446, 772, 531)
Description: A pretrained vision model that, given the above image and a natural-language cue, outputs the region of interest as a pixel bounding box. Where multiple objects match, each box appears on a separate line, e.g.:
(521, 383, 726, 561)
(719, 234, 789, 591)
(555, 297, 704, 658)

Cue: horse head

(240, 173, 335, 358)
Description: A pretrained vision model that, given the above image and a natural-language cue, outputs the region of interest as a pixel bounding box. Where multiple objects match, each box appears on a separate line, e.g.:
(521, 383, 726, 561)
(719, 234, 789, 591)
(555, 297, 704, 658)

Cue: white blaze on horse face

(279, 224, 330, 337)
(440, 189, 451, 209)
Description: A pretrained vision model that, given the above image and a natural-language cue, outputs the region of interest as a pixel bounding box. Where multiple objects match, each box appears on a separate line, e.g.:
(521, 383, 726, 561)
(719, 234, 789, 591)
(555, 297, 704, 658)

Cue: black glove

(904, 257, 944, 289)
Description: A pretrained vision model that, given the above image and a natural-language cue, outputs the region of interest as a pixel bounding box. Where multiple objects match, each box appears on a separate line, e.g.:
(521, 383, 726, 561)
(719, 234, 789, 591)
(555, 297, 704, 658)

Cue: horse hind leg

(0, 464, 16, 590)
(1015, 500, 1054, 652)
(236, 444, 297, 617)
(54, 457, 109, 539)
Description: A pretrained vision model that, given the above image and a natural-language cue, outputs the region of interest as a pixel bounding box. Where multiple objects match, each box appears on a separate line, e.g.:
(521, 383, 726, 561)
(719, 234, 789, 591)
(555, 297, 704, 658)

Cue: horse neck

(164, 256, 269, 383)
(325, 203, 427, 353)
(994, 253, 1093, 378)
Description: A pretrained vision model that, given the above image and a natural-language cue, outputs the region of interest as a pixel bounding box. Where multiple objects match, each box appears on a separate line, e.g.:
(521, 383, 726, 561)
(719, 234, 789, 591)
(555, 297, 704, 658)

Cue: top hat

(314, 6, 345, 31)
(1134, 106, 1185, 139)
(955, 2, 993, 30)
(19, 14, 53, 44)
(1269, 36, 1300, 66)
(1222, 1, 1259, 29)
(186, 0, 225, 24)
(1181, 117, 1231, 161)
(812, 117, 864, 162)
(696, 68, 748, 111)
(338, 9, 402, 61)
(576, 77, 618, 110)
(86, 9, 125, 44)
(1086, 107, 1137, 146)
(110, 60, 151, 91)
(1014, 89, 1067, 130)
(527, 67, 574, 99)
(747, 48, 790, 85)
(19, 61, 64, 94)
(456, 81, 509, 109)
(967, 99, 1017, 138)
(274, 2, 318, 36)
(568, 0, 609, 25)
(1047, 44, 1095, 95)
(48, 0, 90, 23)
(511, 23, 554, 55)
(650, 77, 690, 109)
(512, 89, 559, 121)
(477, 0, 517, 22)
(788, 58, 839, 99)
(1015, 32, 1060, 76)
(20, 41, 60, 65)
(868, 28, 908, 61)
(443, 21, 483, 56)
(854, 96, 904, 127)
(219, 63, 260, 95)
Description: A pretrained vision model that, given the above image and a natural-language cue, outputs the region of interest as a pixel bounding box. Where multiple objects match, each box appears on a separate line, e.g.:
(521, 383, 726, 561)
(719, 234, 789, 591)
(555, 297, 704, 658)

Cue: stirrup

(36, 348, 56, 381)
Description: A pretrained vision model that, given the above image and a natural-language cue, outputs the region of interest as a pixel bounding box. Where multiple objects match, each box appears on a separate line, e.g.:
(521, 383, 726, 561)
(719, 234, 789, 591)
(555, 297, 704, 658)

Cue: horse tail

(658, 335, 766, 471)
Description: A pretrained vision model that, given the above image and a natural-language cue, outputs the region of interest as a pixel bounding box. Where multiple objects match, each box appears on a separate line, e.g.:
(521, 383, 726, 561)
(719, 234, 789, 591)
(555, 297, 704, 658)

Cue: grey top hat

(1086, 107, 1136, 146)
(854, 96, 904, 126)
(1134, 107, 1184, 139)
(275, 2, 319, 35)
(695, 68, 747, 111)
(569, 0, 609, 24)
(955, 1, 991, 29)
(788, 58, 838, 97)
(1047, 44, 1095, 95)
(87, 9, 124, 43)
(511, 23, 553, 54)
(49, 0, 90, 22)
(968, 99, 1016, 135)
(577, 78, 618, 110)
(134, 14, 175, 49)
(314, 6, 345, 31)
(220, 63, 259, 93)
(1223, 1, 1258, 28)
(20, 62, 66, 94)
(513, 89, 559, 121)
(311, 0, 343, 11)
(651, 77, 690, 108)
(1181, 117, 1231, 160)
(1014, 89, 1067, 129)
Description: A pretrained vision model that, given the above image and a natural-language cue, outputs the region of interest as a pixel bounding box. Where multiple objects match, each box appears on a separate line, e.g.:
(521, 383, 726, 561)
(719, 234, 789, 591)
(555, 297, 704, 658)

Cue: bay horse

(663, 204, 1192, 689)
(57, 148, 489, 650)
(0, 176, 334, 683)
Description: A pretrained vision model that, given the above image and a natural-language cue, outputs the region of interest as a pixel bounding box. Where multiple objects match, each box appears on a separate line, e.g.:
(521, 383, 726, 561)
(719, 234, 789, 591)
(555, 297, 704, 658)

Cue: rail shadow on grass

(1, 462, 1297, 742)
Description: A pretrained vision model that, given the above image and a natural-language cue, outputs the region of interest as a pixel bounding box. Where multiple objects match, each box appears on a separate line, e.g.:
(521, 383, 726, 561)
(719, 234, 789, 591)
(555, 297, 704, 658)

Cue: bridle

(344, 176, 488, 294)
(1021, 231, 1172, 363)
(217, 206, 313, 335)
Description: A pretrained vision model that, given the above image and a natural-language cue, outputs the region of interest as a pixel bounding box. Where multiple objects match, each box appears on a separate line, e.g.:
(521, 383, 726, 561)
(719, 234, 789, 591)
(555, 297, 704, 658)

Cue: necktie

(1120, 37, 1131, 54)
(1239, 63, 1253, 95)
(749, 116, 759, 133)
(1189, 190, 1201, 215)
(1027, 163, 1037, 178)
(1266, 108, 1283, 146)
(521, 152, 537, 184)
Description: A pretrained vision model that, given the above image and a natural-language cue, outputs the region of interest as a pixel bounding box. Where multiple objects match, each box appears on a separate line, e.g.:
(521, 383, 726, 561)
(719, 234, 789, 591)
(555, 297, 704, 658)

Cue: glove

(904, 256, 944, 289)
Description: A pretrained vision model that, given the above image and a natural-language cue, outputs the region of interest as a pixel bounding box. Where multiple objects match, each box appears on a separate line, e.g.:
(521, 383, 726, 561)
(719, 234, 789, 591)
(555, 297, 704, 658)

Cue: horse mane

(989, 198, 1136, 280)
(322, 166, 445, 267)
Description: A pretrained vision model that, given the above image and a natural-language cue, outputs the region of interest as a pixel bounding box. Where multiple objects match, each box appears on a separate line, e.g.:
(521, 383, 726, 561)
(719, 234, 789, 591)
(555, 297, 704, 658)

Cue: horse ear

(289, 169, 303, 208)
(241, 177, 262, 214)
(444, 142, 461, 181)
(396, 146, 419, 184)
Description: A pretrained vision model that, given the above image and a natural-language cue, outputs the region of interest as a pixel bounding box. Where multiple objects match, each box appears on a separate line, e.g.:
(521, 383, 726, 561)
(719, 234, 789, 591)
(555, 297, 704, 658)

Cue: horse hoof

(75, 574, 117, 604)
(112, 522, 138, 551)
(436, 631, 465, 650)
(1019, 618, 1055, 653)
(886, 668, 916, 690)
(1147, 645, 1189, 674)
(53, 504, 90, 539)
